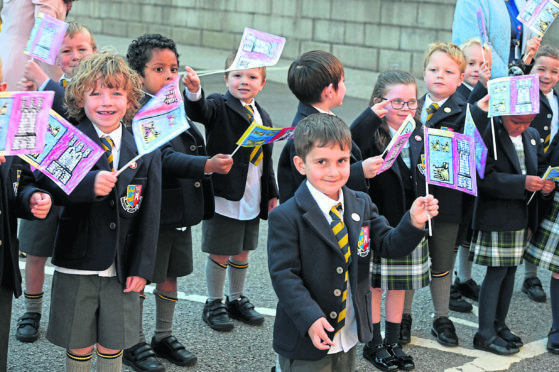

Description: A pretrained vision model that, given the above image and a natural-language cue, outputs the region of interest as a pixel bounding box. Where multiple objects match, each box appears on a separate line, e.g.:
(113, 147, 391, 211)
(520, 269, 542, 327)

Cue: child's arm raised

(182, 66, 200, 94)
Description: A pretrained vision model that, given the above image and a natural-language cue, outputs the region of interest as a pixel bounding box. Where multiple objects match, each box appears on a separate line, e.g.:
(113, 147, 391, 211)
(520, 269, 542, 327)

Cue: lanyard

(505, 0, 523, 60)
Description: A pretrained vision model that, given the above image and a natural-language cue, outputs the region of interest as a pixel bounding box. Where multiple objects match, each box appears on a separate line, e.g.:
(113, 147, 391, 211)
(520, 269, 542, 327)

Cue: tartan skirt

(470, 229, 528, 267)
(371, 238, 430, 290)
(525, 192, 559, 273)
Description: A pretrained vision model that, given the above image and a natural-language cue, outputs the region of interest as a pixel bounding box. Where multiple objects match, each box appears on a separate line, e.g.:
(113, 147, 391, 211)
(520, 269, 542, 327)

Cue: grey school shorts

(201, 213, 260, 256)
(151, 227, 193, 283)
(47, 272, 139, 350)
(18, 205, 61, 257)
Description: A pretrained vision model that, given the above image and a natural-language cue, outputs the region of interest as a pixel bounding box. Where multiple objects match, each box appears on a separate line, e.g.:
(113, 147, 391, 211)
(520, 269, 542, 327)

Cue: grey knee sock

(524, 261, 538, 279)
(227, 259, 248, 302)
(65, 351, 92, 372)
(456, 246, 473, 283)
(138, 293, 146, 343)
(24, 292, 43, 314)
(206, 257, 227, 302)
(430, 274, 451, 319)
(403, 290, 415, 315)
(154, 289, 177, 342)
(96, 350, 123, 372)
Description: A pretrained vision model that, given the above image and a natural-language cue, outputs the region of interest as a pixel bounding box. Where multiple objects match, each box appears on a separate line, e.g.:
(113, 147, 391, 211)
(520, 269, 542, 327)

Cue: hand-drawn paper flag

(131, 78, 189, 155)
(377, 114, 416, 175)
(488, 75, 540, 117)
(24, 12, 68, 65)
(236, 122, 295, 147)
(0, 90, 53, 155)
(464, 104, 488, 178)
(542, 165, 559, 181)
(19, 110, 104, 195)
(424, 127, 477, 196)
(476, 7, 489, 45)
(227, 27, 286, 71)
(517, 0, 559, 38)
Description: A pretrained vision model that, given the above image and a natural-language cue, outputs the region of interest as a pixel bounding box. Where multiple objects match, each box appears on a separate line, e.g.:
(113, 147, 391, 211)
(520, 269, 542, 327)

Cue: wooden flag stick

(491, 116, 498, 160)
(425, 181, 432, 236)
(115, 154, 143, 177)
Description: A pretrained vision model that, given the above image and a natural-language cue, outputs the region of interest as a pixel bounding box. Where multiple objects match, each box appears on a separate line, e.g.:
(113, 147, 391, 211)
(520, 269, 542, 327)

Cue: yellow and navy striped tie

(426, 102, 439, 123)
(100, 136, 115, 171)
(329, 203, 351, 333)
(244, 105, 263, 166)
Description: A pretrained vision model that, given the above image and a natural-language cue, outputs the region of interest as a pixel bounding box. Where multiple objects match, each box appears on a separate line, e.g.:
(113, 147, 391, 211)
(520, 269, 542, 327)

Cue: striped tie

(244, 105, 263, 166)
(60, 78, 69, 88)
(329, 203, 351, 333)
(426, 102, 439, 123)
(100, 136, 115, 171)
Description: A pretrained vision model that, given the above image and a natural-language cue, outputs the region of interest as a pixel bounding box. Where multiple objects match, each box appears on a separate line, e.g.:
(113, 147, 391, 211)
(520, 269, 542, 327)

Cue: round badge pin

(351, 213, 360, 221)
(415, 135, 422, 141)
(531, 139, 536, 146)
(130, 162, 137, 169)
(444, 107, 451, 113)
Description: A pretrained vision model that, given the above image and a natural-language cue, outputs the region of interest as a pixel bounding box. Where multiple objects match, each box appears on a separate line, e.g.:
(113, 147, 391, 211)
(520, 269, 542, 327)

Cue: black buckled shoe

(496, 325, 523, 348)
(226, 295, 264, 326)
(123, 342, 165, 372)
(454, 277, 480, 301)
(547, 329, 559, 354)
(15, 312, 41, 343)
(431, 317, 459, 347)
(399, 314, 412, 345)
(449, 285, 473, 313)
(386, 343, 415, 371)
(362, 342, 398, 371)
(522, 277, 547, 303)
(203, 299, 234, 332)
(473, 333, 519, 356)
(151, 335, 197, 367)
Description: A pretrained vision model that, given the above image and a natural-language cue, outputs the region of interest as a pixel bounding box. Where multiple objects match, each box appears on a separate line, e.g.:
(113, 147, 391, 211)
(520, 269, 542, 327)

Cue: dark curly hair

(126, 34, 180, 77)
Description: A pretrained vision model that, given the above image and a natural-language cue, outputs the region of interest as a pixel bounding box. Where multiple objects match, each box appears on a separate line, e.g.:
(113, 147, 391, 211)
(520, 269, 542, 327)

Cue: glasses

(381, 98, 418, 110)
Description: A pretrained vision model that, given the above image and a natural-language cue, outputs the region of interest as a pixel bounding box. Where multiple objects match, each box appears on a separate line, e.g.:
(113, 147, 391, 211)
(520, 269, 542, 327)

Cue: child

(350, 70, 427, 371)
(277, 50, 381, 203)
(123, 34, 233, 371)
(14, 20, 97, 344)
(36, 52, 162, 371)
(183, 54, 278, 332)
(471, 113, 553, 355)
(0, 57, 53, 372)
(267, 113, 438, 371)
(455, 37, 491, 102)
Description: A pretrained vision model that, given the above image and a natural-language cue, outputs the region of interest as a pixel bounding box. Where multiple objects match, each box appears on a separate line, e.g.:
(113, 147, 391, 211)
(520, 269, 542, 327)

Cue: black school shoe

(386, 343, 415, 371)
(496, 325, 523, 348)
(473, 333, 519, 356)
(15, 312, 41, 343)
(226, 295, 264, 326)
(362, 342, 398, 371)
(151, 335, 197, 367)
(123, 342, 165, 372)
(547, 329, 559, 354)
(431, 317, 459, 347)
(522, 277, 547, 303)
(449, 285, 473, 313)
(203, 299, 234, 332)
(454, 277, 480, 301)
(399, 314, 412, 345)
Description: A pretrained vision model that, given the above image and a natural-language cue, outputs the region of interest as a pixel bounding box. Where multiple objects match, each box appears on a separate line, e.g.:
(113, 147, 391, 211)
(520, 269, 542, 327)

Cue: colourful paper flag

(19, 110, 104, 195)
(227, 27, 286, 71)
(464, 104, 488, 178)
(517, 0, 559, 38)
(488, 75, 540, 117)
(0, 91, 53, 155)
(24, 12, 68, 65)
(236, 122, 295, 147)
(377, 114, 415, 174)
(424, 127, 477, 196)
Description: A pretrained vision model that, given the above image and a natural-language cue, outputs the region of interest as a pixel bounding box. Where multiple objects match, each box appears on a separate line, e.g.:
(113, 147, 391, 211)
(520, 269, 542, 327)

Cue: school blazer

(530, 90, 559, 146)
(0, 157, 46, 297)
(184, 90, 278, 219)
(267, 184, 427, 361)
(38, 119, 162, 284)
(160, 122, 214, 228)
(473, 122, 545, 232)
(277, 102, 367, 203)
(350, 108, 424, 226)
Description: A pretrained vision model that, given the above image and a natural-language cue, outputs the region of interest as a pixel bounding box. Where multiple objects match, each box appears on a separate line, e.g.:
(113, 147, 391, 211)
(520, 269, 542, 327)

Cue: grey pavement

(6, 35, 557, 371)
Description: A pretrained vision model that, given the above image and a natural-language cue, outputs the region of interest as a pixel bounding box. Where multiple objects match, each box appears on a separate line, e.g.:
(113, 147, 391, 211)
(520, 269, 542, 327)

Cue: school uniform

(36, 119, 162, 349)
(277, 102, 368, 203)
(530, 90, 559, 150)
(267, 183, 427, 362)
(350, 108, 429, 289)
(456, 84, 473, 100)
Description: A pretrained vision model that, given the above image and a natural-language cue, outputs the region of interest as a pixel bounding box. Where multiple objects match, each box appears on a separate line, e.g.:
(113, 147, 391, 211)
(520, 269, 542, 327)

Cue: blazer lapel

(342, 187, 365, 259)
(80, 120, 112, 171)
(523, 131, 539, 175)
(498, 124, 522, 174)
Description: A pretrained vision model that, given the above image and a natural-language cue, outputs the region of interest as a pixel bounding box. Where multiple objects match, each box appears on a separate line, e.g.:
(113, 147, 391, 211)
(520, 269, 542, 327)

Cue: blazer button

(541, 138, 545, 143)
(545, 125, 550, 130)
(190, 145, 197, 152)
(336, 267, 343, 274)
(548, 114, 553, 119)
(194, 181, 201, 188)
(330, 311, 337, 319)
(109, 222, 117, 230)
(334, 289, 341, 296)
(109, 200, 115, 207)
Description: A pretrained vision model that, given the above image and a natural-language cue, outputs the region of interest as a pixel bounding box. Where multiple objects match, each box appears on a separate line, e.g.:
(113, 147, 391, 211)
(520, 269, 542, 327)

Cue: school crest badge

(120, 185, 143, 213)
(357, 226, 370, 257)
(13, 169, 21, 196)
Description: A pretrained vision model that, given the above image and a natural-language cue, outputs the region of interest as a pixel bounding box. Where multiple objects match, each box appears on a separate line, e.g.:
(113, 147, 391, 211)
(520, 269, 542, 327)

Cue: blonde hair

(64, 52, 143, 124)
(65, 20, 97, 51)
(460, 37, 482, 51)
(224, 52, 267, 80)
(424, 42, 466, 73)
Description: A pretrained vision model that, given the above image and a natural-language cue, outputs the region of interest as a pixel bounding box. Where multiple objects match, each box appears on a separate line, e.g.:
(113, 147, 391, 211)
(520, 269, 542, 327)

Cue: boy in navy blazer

(268, 113, 438, 370)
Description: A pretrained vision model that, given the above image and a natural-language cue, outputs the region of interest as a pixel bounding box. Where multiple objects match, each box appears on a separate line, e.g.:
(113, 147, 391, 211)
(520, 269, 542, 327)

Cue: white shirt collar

(306, 180, 344, 220)
(93, 123, 123, 152)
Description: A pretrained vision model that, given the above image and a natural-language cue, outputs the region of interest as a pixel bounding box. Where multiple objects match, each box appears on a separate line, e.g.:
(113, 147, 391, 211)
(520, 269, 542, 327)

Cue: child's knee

(68, 345, 94, 356)
(96, 344, 120, 355)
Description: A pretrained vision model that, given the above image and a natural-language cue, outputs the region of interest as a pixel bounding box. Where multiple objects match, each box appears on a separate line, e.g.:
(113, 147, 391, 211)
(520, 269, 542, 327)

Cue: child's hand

(205, 154, 233, 174)
(94, 171, 117, 196)
(268, 197, 277, 212)
(524, 36, 542, 65)
(16, 78, 37, 91)
(29, 192, 51, 219)
(479, 63, 491, 88)
(362, 155, 384, 179)
(543, 179, 556, 194)
(371, 98, 392, 118)
(23, 59, 49, 87)
(526, 175, 545, 192)
(124, 276, 147, 293)
(410, 194, 439, 228)
(0, 156, 6, 164)
(482, 43, 492, 72)
(182, 66, 201, 93)
(476, 94, 490, 112)
(307, 317, 335, 350)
